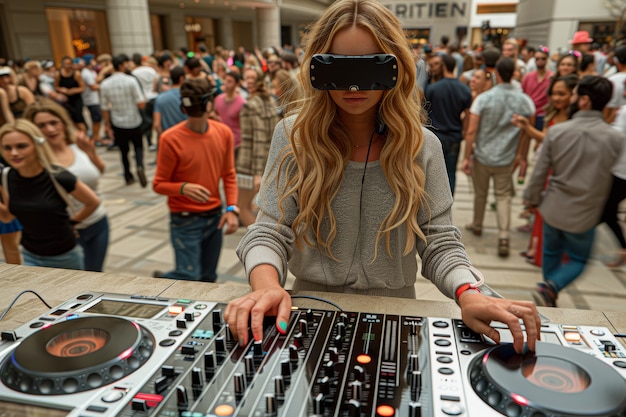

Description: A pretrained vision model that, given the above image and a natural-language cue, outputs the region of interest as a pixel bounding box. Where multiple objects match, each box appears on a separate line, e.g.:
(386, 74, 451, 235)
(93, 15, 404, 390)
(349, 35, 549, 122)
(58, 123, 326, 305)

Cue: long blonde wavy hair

(278, 0, 427, 259)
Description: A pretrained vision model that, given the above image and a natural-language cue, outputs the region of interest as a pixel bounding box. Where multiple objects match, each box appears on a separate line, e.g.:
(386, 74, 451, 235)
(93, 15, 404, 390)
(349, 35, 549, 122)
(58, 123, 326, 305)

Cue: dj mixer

(0, 292, 625, 416)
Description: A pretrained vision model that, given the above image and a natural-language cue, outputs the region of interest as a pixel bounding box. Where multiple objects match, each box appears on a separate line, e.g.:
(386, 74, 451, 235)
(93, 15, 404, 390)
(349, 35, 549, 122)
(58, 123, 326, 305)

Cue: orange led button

(356, 354, 372, 364)
(169, 305, 184, 315)
(377, 404, 395, 416)
(214, 404, 235, 416)
(564, 332, 582, 343)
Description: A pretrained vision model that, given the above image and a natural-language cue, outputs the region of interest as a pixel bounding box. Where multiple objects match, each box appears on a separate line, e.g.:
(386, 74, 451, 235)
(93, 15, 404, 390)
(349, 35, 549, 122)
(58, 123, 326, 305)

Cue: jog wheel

(469, 342, 626, 417)
(0, 316, 154, 395)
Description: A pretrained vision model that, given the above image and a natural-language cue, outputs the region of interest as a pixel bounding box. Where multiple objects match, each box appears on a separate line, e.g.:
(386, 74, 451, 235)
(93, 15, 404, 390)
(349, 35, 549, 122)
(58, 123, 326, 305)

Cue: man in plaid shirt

(100, 54, 147, 186)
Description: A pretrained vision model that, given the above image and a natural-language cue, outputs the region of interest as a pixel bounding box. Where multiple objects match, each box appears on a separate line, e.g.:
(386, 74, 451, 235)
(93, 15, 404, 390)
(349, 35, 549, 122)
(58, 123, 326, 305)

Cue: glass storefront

(185, 16, 217, 53)
(45, 7, 111, 66)
(405, 28, 431, 47)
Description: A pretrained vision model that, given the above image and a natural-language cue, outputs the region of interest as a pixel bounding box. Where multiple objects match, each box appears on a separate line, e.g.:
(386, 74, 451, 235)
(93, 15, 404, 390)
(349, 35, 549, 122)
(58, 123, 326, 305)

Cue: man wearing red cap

(569, 30, 593, 54)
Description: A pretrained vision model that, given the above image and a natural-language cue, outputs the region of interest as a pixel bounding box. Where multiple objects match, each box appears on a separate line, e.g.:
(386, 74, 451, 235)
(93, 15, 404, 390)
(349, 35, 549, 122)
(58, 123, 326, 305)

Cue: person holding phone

(224, 0, 540, 354)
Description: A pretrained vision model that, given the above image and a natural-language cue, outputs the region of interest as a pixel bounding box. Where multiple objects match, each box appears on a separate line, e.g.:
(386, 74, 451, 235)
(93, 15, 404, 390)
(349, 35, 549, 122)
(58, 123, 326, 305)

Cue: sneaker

(465, 223, 482, 236)
(137, 167, 148, 188)
(125, 174, 136, 186)
(531, 283, 557, 307)
(149, 144, 158, 152)
(497, 238, 509, 257)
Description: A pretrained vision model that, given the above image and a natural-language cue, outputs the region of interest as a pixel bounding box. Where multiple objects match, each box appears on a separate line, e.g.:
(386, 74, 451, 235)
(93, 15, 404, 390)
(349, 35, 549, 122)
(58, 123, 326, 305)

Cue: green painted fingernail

(278, 321, 288, 333)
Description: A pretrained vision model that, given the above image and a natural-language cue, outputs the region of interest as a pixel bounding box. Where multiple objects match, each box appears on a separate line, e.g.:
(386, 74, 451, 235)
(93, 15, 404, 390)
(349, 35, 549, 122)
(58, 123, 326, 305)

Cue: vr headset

(310, 54, 398, 91)
(181, 87, 218, 110)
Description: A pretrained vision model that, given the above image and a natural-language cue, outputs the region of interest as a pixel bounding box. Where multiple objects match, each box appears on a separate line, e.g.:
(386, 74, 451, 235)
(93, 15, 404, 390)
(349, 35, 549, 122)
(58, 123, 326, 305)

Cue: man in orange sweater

(153, 78, 239, 282)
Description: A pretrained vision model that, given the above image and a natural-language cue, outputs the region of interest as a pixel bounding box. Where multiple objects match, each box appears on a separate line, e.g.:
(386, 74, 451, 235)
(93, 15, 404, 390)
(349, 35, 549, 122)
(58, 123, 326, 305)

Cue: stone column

(256, 6, 281, 49)
(220, 17, 235, 50)
(106, 0, 153, 55)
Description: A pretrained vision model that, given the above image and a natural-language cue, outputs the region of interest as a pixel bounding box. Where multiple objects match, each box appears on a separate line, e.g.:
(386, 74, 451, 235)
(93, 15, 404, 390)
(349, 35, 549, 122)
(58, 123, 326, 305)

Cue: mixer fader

(0, 292, 625, 417)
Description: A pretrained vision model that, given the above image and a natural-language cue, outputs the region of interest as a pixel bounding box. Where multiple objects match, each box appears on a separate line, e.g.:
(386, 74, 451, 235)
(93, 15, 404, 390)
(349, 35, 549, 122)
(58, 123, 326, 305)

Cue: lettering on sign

(72, 39, 91, 52)
(383, 1, 467, 19)
(185, 23, 202, 32)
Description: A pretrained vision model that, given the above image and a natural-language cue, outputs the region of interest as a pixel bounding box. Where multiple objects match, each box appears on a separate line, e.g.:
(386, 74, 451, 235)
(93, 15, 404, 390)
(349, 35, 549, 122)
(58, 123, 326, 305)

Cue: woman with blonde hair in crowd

(19, 61, 44, 97)
(0, 119, 100, 269)
(224, 0, 539, 353)
(0, 66, 35, 119)
(24, 98, 109, 271)
(271, 68, 302, 118)
(236, 66, 280, 227)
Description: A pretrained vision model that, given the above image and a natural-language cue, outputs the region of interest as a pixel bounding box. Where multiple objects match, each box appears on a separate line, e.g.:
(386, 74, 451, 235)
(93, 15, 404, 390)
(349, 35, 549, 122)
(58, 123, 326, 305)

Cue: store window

(405, 28, 431, 47)
(45, 8, 111, 66)
(185, 16, 216, 53)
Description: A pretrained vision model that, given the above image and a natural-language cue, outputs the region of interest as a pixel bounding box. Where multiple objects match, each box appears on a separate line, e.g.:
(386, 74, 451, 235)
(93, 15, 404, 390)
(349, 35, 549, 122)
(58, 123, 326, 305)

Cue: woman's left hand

(459, 292, 541, 354)
(76, 131, 95, 154)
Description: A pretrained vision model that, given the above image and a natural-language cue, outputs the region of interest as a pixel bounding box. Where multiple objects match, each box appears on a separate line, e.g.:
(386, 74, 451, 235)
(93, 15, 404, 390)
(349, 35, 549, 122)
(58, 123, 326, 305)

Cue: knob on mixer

(299, 319, 309, 337)
(233, 372, 246, 397)
(212, 310, 222, 333)
(274, 375, 285, 400)
(265, 393, 278, 416)
(353, 365, 365, 382)
(350, 380, 362, 401)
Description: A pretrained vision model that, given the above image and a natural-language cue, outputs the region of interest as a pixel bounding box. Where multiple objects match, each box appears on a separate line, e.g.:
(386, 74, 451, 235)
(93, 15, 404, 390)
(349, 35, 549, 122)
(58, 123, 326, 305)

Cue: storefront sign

(72, 39, 91, 52)
(383, 1, 468, 20)
(185, 23, 201, 32)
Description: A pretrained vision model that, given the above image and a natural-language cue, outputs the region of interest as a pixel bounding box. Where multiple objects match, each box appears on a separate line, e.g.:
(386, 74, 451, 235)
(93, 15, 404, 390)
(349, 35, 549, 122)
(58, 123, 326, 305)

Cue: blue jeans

(439, 140, 461, 196)
(161, 212, 223, 282)
(535, 115, 545, 131)
(542, 221, 595, 294)
(77, 216, 110, 272)
(22, 245, 84, 270)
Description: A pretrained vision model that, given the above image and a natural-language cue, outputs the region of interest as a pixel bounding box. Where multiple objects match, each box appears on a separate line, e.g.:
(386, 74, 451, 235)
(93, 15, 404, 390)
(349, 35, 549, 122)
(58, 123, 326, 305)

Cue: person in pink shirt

(521, 46, 554, 131)
(214, 72, 246, 156)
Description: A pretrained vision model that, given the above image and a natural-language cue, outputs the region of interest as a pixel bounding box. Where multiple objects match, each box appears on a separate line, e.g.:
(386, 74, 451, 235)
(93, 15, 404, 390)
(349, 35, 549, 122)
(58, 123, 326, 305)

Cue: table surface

(1, 265, 624, 347)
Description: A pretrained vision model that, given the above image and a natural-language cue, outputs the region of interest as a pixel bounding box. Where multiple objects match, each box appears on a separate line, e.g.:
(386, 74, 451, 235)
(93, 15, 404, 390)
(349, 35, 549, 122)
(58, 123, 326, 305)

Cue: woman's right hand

(511, 114, 529, 130)
(224, 265, 292, 345)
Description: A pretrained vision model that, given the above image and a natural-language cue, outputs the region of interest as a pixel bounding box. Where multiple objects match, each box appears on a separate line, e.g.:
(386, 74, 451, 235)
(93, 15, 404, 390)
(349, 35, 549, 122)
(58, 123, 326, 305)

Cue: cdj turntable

(0, 292, 625, 417)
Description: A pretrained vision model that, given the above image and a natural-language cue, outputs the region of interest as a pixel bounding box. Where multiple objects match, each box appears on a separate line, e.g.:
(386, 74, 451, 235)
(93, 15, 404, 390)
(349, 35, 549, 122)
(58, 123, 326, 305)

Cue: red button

(133, 393, 163, 408)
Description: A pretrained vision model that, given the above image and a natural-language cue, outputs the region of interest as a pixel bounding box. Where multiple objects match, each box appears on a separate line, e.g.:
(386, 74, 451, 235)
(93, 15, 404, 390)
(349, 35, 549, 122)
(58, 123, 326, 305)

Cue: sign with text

(382, 1, 469, 23)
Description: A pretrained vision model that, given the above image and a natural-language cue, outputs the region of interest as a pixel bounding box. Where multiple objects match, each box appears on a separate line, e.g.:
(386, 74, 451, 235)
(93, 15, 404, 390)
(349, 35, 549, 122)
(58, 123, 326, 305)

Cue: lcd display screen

(0, 400, 69, 417)
(85, 299, 164, 318)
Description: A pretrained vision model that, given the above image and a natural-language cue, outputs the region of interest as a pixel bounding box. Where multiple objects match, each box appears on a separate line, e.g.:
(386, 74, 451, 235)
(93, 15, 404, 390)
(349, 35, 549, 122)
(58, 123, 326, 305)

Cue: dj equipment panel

(0, 292, 625, 417)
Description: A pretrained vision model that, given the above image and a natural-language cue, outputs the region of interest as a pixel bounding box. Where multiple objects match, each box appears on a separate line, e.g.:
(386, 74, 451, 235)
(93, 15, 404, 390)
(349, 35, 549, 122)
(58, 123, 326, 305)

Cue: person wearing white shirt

(100, 55, 147, 186)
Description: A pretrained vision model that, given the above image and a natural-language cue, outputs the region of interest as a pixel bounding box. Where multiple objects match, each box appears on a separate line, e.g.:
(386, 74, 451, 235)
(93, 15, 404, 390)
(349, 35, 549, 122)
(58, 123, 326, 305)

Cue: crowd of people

(0, 0, 624, 346)
(0, 43, 302, 276)
(421, 30, 626, 307)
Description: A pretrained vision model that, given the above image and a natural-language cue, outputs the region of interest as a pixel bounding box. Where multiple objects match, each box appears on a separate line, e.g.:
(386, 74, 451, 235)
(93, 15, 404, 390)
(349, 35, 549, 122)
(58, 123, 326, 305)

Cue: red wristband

(455, 283, 481, 301)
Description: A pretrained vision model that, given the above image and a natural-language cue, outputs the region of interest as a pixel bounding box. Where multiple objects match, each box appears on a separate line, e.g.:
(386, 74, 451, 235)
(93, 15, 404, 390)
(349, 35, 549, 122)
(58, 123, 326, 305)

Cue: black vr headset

(310, 54, 398, 91)
(181, 87, 218, 110)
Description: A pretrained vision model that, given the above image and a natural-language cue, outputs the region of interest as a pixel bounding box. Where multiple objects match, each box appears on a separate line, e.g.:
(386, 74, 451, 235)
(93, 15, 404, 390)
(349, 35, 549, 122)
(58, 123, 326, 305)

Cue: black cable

(290, 295, 343, 311)
(614, 334, 626, 338)
(0, 290, 52, 321)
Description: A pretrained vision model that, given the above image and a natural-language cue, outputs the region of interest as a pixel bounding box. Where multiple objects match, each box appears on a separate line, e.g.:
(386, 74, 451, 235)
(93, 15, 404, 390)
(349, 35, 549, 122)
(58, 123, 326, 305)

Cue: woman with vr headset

(224, 0, 540, 354)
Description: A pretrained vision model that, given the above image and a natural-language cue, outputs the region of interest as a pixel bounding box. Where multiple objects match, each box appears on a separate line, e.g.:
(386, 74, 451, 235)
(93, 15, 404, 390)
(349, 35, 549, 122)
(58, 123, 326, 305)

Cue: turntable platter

(0, 316, 154, 395)
(469, 342, 626, 416)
